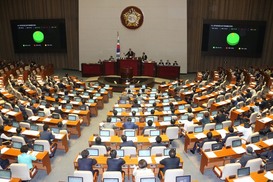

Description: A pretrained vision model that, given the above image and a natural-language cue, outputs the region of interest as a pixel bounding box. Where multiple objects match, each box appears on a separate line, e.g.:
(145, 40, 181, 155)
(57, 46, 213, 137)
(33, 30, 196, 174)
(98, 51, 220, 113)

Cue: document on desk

(159, 122, 171, 126)
(62, 120, 68, 125)
(263, 138, 273, 146)
(232, 147, 246, 154)
(259, 117, 272, 123)
(1, 147, 9, 154)
(154, 156, 169, 163)
(233, 176, 254, 182)
(53, 134, 63, 140)
(8, 127, 17, 133)
(73, 110, 81, 114)
(1, 108, 9, 113)
(7, 111, 17, 116)
(246, 144, 260, 151)
(148, 137, 156, 143)
(163, 111, 171, 115)
(178, 109, 187, 113)
(265, 171, 273, 180)
(28, 151, 39, 157)
(93, 137, 110, 142)
(205, 151, 217, 158)
(236, 125, 244, 132)
(126, 137, 137, 142)
(29, 116, 40, 121)
(138, 157, 152, 164)
(194, 133, 207, 139)
(43, 118, 51, 122)
(22, 130, 39, 136)
(216, 129, 227, 139)
(144, 112, 150, 116)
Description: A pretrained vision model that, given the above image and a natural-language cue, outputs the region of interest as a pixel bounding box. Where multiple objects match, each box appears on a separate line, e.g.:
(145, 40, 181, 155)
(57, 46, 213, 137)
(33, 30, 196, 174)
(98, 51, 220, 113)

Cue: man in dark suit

(120, 135, 136, 148)
(132, 99, 141, 108)
(28, 102, 38, 115)
(78, 149, 98, 175)
(200, 112, 211, 127)
(159, 149, 180, 178)
(237, 146, 257, 167)
(125, 48, 135, 59)
(142, 120, 156, 134)
(141, 52, 147, 61)
(222, 126, 237, 145)
(94, 136, 111, 151)
(259, 149, 273, 163)
(107, 150, 125, 172)
(151, 136, 167, 147)
(39, 124, 55, 144)
(214, 108, 227, 124)
(122, 118, 138, 130)
(190, 131, 216, 154)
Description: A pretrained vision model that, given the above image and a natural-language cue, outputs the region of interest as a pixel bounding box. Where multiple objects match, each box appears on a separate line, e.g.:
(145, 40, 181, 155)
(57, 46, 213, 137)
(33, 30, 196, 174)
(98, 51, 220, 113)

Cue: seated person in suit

(123, 118, 138, 130)
(221, 126, 237, 145)
(125, 48, 135, 59)
(39, 124, 55, 144)
(141, 52, 148, 61)
(18, 145, 36, 170)
(133, 159, 154, 177)
(94, 136, 111, 151)
(120, 135, 136, 148)
(0, 125, 12, 141)
(107, 150, 125, 173)
(78, 149, 98, 175)
(158, 60, 164, 66)
(235, 146, 257, 167)
(190, 131, 216, 154)
(151, 136, 167, 148)
(165, 60, 171, 66)
(200, 112, 211, 127)
(132, 99, 141, 108)
(28, 102, 38, 115)
(159, 149, 180, 178)
(142, 120, 156, 134)
(259, 149, 273, 163)
(101, 117, 117, 129)
(214, 108, 227, 124)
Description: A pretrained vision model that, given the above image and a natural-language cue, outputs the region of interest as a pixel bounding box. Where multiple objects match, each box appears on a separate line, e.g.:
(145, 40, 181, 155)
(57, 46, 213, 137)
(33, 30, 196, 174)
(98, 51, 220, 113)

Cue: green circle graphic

(33, 31, 44, 43)
(226, 32, 240, 46)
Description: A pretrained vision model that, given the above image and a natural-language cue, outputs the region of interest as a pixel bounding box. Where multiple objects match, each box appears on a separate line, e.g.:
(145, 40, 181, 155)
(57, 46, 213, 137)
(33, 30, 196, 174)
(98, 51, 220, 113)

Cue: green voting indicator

(33, 31, 44, 43)
(226, 32, 240, 46)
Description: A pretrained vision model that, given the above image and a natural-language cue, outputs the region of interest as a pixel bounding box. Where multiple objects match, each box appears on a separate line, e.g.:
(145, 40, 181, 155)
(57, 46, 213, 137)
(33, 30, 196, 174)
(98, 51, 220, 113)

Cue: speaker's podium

(142, 61, 157, 77)
(103, 60, 117, 75)
(157, 65, 180, 80)
(117, 59, 142, 76)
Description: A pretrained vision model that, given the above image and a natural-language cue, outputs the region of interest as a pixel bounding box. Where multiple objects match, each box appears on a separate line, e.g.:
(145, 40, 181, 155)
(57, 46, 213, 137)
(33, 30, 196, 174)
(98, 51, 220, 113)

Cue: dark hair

(57, 121, 63, 128)
(132, 111, 136, 116)
(138, 159, 147, 169)
(155, 136, 162, 143)
(169, 149, 176, 158)
(106, 117, 112, 123)
(188, 107, 192, 113)
(43, 124, 49, 131)
(147, 120, 153, 126)
(20, 145, 28, 153)
(207, 131, 213, 139)
(246, 146, 253, 154)
(171, 108, 175, 114)
(113, 110, 118, 116)
(153, 102, 157, 107)
(244, 122, 251, 128)
(81, 149, 89, 158)
(0, 125, 4, 133)
(228, 126, 234, 133)
(150, 109, 155, 115)
(110, 150, 117, 158)
(16, 127, 22, 134)
(170, 119, 176, 125)
(121, 135, 127, 142)
(95, 136, 102, 144)
(127, 118, 132, 122)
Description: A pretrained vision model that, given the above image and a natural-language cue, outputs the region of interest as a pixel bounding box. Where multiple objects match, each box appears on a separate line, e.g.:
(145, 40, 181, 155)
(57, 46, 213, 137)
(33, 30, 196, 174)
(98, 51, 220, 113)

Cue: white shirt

(133, 167, 154, 177)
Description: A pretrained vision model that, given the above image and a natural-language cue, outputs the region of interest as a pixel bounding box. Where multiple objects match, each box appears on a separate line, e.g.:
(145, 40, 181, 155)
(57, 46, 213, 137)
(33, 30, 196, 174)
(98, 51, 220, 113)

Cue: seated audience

(190, 131, 216, 154)
(107, 150, 125, 172)
(78, 149, 98, 175)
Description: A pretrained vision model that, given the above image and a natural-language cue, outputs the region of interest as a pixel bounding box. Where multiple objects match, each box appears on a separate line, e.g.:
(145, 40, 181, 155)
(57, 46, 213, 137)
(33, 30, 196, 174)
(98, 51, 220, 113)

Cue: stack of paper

(232, 147, 246, 154)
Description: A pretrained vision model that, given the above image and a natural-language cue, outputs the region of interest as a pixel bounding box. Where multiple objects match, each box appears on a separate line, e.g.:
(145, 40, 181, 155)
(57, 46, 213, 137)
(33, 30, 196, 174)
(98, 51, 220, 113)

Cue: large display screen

(11, 19, 67, 53)
(201, 20, 266, 57)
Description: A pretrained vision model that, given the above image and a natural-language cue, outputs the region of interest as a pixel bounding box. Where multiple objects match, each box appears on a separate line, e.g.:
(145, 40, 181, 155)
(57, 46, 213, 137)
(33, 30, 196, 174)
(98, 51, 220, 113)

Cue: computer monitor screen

(150, 130, 160, 137)
(30, 125, 39, 131)
(232, 139, 242, 147)
(147, 107, 154, 112)
(145, 117, 154, 122)
(129, 85, 135, 89)
(162, 92, 168, 96)
(191, 103, 198, 108)
(215, 123, 223, 130)
(268, 132, 273, 139)
(111, 117, 117, 123)
(51, 128, 60, 134)
(196, 113, 204, 118)
(176, 175, 191, 182)
(13, 107, 20, 112)
(88, 99, 95, 103)
(211, 111, 218, 117)
(116, 149, 124, 157)
(12, 141, 22, 149)
(138, 149, 151, 157)
(40, 101, 47, 106)
(95, 93, 101, 97)
(52, 113, 60, 119)
(149, 100, 155, 104)
(212, 143, 223, 151)
(140, 177, 156, 182)
(163, 116, 172, 121)
(0, 170, 11, 179)
(124, 131, 135, 137)
(12, 121, 20, 128)
(163, 99, 169, 103)
(181, 115, 189, 120)
(83, 92, 89, 96)
(178, 105, 185, 110)
(33, 144, 44, 152)
(194, 126, 203, 133)
(119, 100, 126, 104)
(151, 88, 157, 92)
(237, 167, 250, 177)
(130, 117, 136, 123)
(251, 135, 260, 143)
(100, 89, 106, 93)
(38, 111, 45, 117)
(64, 96, 70, 101)
(150, 93, 156, 97)
(103, 178, 119, 182)
(105, 84, 110, 88)
(114, 108, 122, 113)
(68, 176, 83, 182)
(87, 149, 99, 156)
(66, 105, 73, 109)
(216, 98, 221, 103)
(100, 130, 110, 137)
(163, 148, 176, 156)
(68, 115, 77, 121)
(131, 108, 139, 113)
(75, 98, 82, 102)
(163, 106, 171, 111)
(233, 120, 240, 126)
(266, 162, 273, 171)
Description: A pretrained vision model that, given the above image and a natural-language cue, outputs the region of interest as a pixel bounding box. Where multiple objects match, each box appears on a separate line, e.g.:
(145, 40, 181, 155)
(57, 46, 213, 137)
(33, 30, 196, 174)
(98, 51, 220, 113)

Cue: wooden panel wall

(187, 0, 273, 72)
(0, 0, 79, 69)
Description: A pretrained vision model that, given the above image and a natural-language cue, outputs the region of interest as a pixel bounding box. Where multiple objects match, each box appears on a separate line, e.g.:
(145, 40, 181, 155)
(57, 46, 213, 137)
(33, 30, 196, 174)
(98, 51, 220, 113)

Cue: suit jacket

(160, 157, 180, 174)
(239, 153, 257, 167)
(107, 158, 125, 171)
(151, 142, 167, 148)
(200, 117, 211, 126)
(123, 122, 138, 129)
(120, 140, 136, 148)
(260, 150, 273, 162)
(78, 158, 97, 172)
(214, 114, 227, 123)
(40, 131, 55, 144)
